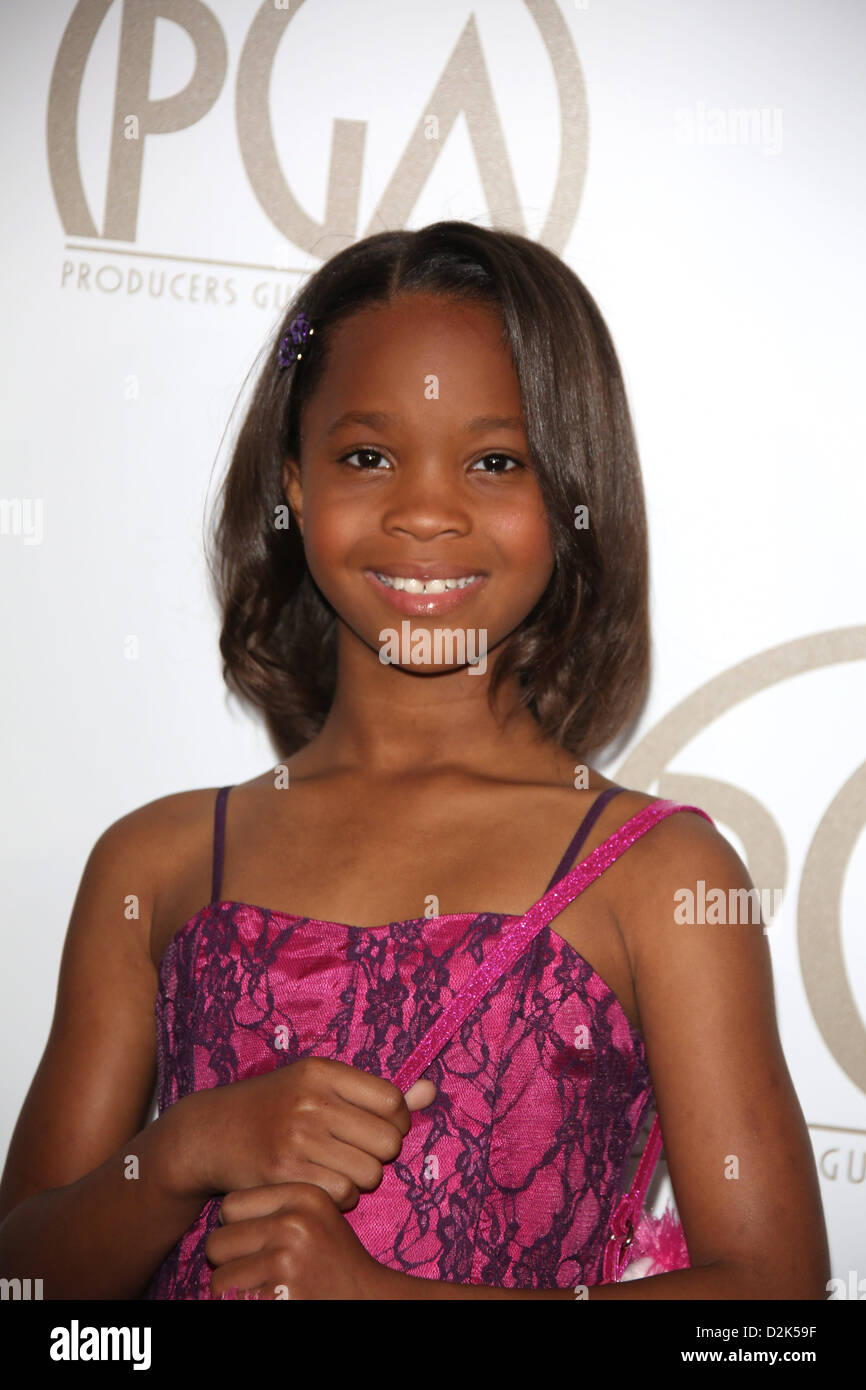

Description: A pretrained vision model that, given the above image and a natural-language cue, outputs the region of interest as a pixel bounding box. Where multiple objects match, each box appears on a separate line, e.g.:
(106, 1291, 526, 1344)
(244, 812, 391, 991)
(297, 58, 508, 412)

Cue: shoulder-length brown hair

(207, 221, 650, 761)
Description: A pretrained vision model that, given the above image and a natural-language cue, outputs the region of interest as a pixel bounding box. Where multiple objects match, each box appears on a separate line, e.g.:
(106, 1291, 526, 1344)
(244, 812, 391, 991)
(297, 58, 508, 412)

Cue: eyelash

(338, 448, 524, 475)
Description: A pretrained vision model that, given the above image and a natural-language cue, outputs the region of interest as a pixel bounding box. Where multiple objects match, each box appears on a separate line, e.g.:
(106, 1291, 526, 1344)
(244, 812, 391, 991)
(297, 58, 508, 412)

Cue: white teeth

(374, 573, 481, 593)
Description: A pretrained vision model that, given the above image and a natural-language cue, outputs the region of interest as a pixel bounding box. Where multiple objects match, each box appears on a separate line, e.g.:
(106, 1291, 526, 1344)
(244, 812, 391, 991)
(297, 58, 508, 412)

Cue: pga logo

(48, 0, 586, 253)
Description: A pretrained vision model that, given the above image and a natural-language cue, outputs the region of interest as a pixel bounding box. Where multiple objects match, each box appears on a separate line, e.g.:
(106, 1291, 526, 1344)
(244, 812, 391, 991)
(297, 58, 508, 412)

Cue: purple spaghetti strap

(210, 785, 234, 905)
(543, 785, 625, 893)
(393, 799, 715, 1093)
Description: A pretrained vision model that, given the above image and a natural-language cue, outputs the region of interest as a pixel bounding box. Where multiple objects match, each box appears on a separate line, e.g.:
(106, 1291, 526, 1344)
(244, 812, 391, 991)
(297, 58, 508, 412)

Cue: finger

(219, 1185, 297, 1226)
(405, 1079, 437, 1111)
(327, 1062, 414, 1136)
(219, 1172, 358, 1225)
(301, 1134, 386, 1193)
(208, 1212, 287, 1267)
(314, 1094, 410, 1165)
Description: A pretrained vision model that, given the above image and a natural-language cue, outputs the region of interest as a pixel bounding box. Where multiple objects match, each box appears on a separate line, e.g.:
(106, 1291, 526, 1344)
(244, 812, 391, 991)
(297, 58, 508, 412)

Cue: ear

(282, 457, 303, 535)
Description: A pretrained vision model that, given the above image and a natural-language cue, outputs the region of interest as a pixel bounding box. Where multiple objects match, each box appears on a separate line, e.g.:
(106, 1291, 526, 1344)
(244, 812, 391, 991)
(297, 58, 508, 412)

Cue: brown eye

(339, 448, 389, 470)
(471, 453, 522, 473)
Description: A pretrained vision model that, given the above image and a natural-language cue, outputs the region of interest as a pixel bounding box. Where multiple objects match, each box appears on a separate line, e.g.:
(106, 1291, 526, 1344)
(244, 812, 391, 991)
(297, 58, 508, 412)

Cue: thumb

(404, 1078, 437, 1111)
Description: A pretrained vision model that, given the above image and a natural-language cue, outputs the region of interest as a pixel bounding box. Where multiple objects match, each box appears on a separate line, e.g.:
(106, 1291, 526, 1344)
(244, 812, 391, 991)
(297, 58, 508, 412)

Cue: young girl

(0, 222, 828, 1301)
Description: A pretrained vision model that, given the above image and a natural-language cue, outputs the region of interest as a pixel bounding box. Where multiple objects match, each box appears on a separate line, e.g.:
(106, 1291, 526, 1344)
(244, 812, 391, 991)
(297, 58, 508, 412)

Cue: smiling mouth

(371, 572, 484, 594)
(362, 568, 488, 614)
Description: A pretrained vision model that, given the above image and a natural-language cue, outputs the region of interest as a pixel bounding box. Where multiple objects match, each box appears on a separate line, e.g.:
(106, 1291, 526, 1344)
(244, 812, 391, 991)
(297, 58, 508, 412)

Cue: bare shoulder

(602, 789, 739, 929)
(103, 784, 225, 843)
(93, 785, 228, 925)
(605, 789, 755, 1012)
(603, 795, 750, 989)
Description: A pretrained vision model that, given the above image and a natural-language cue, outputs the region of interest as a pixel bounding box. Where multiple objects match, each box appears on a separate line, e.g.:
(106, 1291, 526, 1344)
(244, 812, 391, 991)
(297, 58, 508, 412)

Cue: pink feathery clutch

(620, 1203, 690, 1280)
(603, 1113, 690, 1281)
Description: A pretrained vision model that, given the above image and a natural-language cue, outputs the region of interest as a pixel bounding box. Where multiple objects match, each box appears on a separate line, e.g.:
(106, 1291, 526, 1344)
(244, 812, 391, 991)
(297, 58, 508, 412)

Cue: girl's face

(283, 293, 555, 671)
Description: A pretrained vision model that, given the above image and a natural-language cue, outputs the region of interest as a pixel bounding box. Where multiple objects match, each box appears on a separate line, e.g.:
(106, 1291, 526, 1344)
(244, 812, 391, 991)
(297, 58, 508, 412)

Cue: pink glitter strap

(393, 799, 713, 1093)
(603, 1114, 665, 1281)
(393, 798, 715, 1282)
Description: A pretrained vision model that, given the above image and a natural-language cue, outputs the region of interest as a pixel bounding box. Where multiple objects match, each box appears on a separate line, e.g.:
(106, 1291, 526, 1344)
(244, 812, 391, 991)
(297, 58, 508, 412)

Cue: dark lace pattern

(143, 903, 653, 1298)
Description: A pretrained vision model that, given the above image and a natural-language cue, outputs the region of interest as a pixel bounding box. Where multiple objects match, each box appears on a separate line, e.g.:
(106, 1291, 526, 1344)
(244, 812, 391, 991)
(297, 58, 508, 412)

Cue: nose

(380, 462, 472, 542)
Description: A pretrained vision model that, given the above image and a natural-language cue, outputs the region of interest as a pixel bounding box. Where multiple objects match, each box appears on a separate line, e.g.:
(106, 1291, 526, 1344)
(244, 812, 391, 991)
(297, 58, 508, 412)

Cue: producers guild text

(61, 257, 297, 310)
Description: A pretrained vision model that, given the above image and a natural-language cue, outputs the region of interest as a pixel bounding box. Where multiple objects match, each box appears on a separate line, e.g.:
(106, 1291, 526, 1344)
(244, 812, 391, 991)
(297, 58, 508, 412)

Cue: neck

(291, 625, 563, 780)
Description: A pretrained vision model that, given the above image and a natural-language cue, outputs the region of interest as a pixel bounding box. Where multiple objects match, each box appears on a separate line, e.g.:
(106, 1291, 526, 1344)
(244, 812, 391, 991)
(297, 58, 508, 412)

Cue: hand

(165, 1057, 437, 1211)
(205, 1181, 397, 1300)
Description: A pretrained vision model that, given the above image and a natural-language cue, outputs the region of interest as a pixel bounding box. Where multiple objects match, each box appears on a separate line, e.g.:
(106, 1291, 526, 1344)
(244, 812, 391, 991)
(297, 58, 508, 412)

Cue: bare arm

(0, 807, 210, 1299)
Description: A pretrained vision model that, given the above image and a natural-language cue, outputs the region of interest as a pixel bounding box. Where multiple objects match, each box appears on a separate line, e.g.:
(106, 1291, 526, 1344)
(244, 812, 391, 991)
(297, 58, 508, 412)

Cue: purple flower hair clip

(278, 312, 315, 369)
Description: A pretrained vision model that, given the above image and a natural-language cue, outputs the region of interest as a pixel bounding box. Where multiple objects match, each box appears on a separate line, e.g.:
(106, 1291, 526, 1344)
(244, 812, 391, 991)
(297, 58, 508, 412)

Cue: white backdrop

(1, 0, 864, 1292)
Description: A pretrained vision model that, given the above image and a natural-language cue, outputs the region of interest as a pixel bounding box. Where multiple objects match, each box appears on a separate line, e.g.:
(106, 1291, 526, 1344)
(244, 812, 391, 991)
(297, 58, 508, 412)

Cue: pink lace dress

(144, 786, 713, 1298)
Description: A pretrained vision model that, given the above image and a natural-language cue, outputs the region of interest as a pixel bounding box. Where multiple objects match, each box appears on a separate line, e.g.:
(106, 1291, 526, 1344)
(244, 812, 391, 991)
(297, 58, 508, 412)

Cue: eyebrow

(324, 410, 525, 438)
